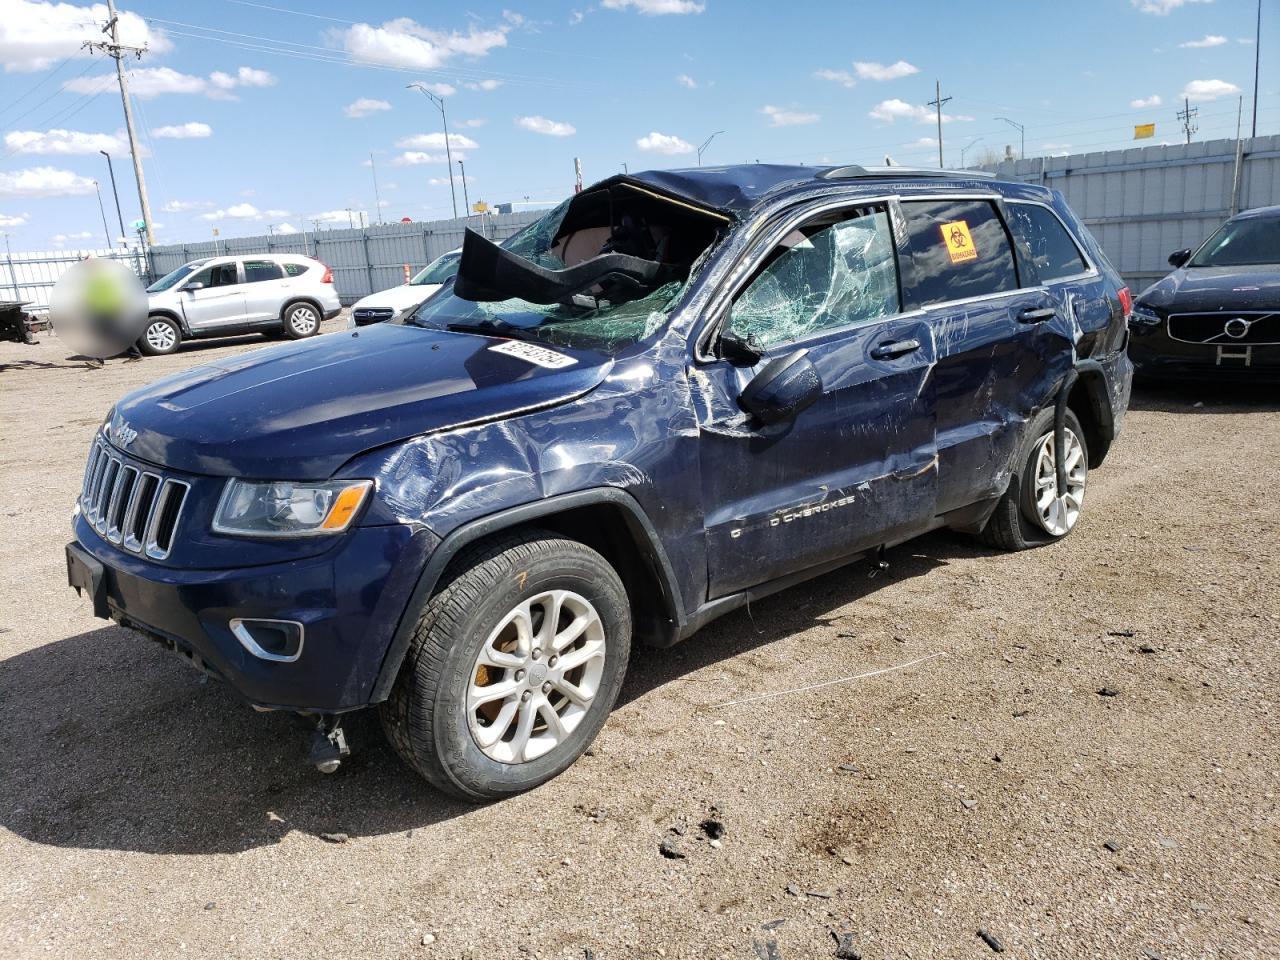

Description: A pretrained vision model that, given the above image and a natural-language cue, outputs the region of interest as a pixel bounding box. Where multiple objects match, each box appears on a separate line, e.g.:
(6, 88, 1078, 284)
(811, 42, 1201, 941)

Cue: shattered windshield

(398, 185, 724, 354)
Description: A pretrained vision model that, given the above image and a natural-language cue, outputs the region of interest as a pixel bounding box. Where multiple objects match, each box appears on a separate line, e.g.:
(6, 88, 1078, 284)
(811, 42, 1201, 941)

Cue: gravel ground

(1, 323, 1276, 960)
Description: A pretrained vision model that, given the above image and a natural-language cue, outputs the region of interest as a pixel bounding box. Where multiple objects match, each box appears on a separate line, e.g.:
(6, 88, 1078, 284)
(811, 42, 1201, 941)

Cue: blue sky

(1, 0, 1275, 250)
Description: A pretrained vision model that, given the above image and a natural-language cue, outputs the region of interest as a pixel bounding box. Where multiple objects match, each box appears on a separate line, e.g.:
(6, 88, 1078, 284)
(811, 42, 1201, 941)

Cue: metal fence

(147, 211, 546, 306)
(980, 134, 1280, 292)
(2, 247, 149, 312)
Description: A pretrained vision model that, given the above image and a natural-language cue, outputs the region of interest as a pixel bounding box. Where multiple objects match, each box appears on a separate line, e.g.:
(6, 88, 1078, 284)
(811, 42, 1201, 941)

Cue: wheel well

(459, 503, 679, 648)
(146, 310, 184, 335)
(1067, 372, 1113, 468)
(280, 297, 322, 323)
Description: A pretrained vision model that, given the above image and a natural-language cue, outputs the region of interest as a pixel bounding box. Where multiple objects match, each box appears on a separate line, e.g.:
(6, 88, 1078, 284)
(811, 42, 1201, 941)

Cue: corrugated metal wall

(981, 134, 1280, 292)
(146, 210, 547, 305)
(2, 248, 148, 311)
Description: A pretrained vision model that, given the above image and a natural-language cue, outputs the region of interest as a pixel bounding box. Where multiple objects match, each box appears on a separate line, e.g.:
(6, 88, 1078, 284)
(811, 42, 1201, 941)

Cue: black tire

(260, 329, 286, 340)
(979, 407, 1089, 551)
(138, 315, 181, 356)
(380, 529, 632, 800)
(281, 301, 321, 339)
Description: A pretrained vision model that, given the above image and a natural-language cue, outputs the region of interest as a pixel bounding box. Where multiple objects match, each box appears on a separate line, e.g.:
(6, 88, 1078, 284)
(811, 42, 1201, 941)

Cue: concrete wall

(980, 135, 1280, 293)
(146, 210, 547, 305)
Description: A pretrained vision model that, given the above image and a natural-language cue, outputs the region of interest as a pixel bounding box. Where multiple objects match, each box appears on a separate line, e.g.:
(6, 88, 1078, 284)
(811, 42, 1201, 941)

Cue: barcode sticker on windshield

(488, 340, 578, 369)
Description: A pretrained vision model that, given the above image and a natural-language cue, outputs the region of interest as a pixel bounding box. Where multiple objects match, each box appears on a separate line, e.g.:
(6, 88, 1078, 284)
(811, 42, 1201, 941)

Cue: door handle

(1018, 306, 1057, 324)
(870, 338, 921, 360)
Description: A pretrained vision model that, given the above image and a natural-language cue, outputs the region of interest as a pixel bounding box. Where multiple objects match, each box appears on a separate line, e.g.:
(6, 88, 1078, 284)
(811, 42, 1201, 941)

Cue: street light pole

(960, 137, 985, 167)
(370, 152, 383, 225)
(696, 130, 725, 166)
(99, 150, 126, 242)
(1251, 0, 1261, 137)
(93, 180, 112, 249)
(995, 117, 1025, 160)
(407, 83, 458, 219)
(458, 159, 471, 215)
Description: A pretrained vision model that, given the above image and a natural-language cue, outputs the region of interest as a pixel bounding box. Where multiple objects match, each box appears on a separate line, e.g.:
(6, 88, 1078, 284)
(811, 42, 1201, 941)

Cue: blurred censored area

(50, 259, 148, 359)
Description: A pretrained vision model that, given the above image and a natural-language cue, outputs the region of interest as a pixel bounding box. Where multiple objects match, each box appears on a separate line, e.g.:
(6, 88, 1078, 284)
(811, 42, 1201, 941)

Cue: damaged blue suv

(67, 164, 1133, 799)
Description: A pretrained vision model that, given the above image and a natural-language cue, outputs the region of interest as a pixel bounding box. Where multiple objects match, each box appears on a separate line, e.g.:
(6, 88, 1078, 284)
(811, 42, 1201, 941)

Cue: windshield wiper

(445, 318, 538, 340)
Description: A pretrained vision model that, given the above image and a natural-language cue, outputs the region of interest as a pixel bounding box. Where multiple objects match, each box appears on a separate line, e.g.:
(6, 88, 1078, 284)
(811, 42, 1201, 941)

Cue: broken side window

(727, 205, 900, 349)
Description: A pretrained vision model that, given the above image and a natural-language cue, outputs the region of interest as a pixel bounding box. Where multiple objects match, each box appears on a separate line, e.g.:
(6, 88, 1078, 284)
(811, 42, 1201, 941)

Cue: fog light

(230, 618, 304, 663)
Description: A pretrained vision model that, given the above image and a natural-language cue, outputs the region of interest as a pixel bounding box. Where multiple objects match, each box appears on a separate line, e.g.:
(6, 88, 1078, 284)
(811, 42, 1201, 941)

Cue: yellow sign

(941, 220, 977, 264)
(1134, 123, 1156, 140)
(472, 201, 489, 214)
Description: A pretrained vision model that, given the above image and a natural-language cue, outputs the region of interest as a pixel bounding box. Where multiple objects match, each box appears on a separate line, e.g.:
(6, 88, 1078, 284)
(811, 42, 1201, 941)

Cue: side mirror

(737, 349, 822, 425)
(181, 281, 205, 292)
(1168, 249, 1191, 268)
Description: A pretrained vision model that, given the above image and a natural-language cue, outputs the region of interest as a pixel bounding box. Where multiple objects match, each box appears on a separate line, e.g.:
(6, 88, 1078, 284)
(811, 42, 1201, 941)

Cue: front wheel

(380, 530, 632, 800)
(281, 302, 320, 339)
(980, 407, 1089, 551)
(138, 315, 181, 355)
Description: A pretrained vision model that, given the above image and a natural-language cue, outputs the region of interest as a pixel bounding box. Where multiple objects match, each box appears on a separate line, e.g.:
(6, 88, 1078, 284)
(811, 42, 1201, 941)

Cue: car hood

(1138, 264, 1280, 313)
(352, 284, 441, 314)
(114, 323, 612, 479)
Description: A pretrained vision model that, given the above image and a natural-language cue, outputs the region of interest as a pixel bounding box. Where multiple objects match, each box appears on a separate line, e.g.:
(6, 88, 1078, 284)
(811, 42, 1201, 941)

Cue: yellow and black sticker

(940, 220, 978, 264)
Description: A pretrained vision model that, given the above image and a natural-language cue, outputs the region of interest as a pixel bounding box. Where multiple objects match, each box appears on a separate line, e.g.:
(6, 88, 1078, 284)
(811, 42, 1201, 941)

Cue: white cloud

(198, 202, 260, 221)
(66, 65, 276, 99)
(344, 97, 392, 118)
(636, 131, 694, 155)
(911, 136, 937, 148)
(0, 1, 171, 73)
(338, 18, 509, 70)
(854, 60, 919, 82)
(392, 151, 450, 165)
(428, 174, 474, 186)
(308, 209, 365, 224)
(814, 68, 856, 88)
(570, 10, 585, 24)
(601, 0, 704, 13)
(462, 79, 503, 91)
(1181, 78, 1240, 101)
(1130, 94, 1163, 109)
(459, 118, 487, 128)
(3, 128, 125, 155)
(516, 115, 576, 136)
(50, 230, 94, 247)
(676, 74, 697, 89)
(275, 222, 299, 234)
(1131, 0, 1211, 13)
(397, 132, 478, 150)
(414, 82, 457, 97)
(1180, 34, 1227, 48)
(153, 121, 212, 139)
(162, 199, 214, 213)
(0, 213, 29, 228)
(761, 104, 819, 127)
(0, 166, 96, 198)
(869, 98, 972, 124)
(1041, 142, 1072, 154)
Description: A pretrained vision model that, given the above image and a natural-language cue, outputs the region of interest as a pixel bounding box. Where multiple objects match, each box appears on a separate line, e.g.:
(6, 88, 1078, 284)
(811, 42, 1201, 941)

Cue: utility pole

(369, 152, 383, 225)
(407, 83, 457, 219)
(928, 81, 951, 168)
(345, 207, 354, 229)
(98, 151, 126, 243)
(84, 0, 154, 244)
(995, 116, 1025, 160)
(696, 130, 725, 166)
(93, 181, 112, 249)
(1251, 0, 1261, 137)
(458, 159, 471, 215)
(1177, 97, 1199, 143)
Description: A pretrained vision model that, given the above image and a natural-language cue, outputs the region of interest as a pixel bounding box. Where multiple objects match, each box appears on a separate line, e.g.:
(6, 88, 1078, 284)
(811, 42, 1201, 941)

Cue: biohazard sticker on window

(940, 220, 978, 264)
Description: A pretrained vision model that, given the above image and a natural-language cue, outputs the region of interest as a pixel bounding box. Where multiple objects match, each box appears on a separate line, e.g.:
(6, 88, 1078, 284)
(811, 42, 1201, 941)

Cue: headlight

(1128, 304, 1163, 330)
(213, 479, 372, 538)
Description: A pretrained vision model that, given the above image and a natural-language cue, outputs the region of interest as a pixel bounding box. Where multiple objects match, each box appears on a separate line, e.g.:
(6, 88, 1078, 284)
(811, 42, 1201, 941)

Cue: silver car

(140, 254, 342, 355)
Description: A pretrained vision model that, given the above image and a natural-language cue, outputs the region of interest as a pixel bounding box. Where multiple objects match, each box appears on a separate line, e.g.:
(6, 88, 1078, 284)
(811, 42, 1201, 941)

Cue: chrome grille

(353, 308, 394, 326)
(1167, 310, 1280, 346)
(79, 436, 190, 560)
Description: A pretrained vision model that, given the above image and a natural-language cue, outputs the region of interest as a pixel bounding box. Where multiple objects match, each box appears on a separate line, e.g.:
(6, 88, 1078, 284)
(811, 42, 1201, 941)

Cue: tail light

(1117, 286, 1132, 317)
(319, 264, 333, 283)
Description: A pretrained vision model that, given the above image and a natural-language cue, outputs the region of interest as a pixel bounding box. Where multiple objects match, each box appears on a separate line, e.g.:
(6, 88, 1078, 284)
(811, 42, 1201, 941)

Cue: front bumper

(69, 515, 438, 713)
(1129, 328, 1280, 382)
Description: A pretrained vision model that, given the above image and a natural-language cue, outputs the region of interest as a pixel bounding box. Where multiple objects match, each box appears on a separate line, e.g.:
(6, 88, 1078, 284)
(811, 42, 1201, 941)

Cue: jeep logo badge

(111, 419, 138, 447)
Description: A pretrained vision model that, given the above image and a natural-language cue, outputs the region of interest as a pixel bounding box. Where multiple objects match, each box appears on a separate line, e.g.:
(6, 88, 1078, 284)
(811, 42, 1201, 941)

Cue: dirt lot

(0, 323, 1276, 960)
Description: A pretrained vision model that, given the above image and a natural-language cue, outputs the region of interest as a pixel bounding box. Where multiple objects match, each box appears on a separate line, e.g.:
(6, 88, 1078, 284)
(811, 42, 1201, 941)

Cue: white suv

(140, 254, 342, 355)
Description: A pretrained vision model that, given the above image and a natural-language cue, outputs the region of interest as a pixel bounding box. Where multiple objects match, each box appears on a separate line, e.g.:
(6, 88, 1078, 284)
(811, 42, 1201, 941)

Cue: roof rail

(821, 164, 996, 180)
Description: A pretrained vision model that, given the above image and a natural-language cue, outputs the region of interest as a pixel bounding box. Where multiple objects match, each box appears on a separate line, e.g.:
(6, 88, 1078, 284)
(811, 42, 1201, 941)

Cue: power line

(0, 57, 106, 128)
(0, 56, 77, 120)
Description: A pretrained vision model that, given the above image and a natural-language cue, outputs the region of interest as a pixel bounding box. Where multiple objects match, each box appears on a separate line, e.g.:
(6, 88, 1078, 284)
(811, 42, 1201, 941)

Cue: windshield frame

(146, 260, 208, 293)
(1188, 216, 1280, 268)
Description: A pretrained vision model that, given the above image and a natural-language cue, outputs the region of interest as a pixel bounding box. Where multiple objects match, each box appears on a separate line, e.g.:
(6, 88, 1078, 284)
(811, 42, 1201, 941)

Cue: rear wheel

(138, 315, 181, 355)
(380, 530, 631, 800)
(282, 302, 320, 339)
(980, 407, 1088, 551)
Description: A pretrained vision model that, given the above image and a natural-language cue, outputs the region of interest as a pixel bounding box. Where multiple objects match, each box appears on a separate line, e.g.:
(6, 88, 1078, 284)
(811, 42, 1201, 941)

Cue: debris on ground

(319, 832, 349, 844)
(1107, 629, 1135, 638)
(1138, 644, 1157, 654)
(785, 883, 801, 897)
(1097, 687, 1120, 697)
(700, 818, 725, 840)
(658, 837, 685, 860)
(1102, 840, 1121, 853)
(977, 928, 1005, 952)
(831, 931, 862, 960)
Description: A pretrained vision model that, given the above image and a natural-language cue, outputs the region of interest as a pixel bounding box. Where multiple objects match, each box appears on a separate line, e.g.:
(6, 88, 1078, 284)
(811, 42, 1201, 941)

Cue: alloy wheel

(466, 589, 607, 764)
(1030, 427, 1087, 536)
(290, 306, 318, 335)
(145, 320, 176, 352)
